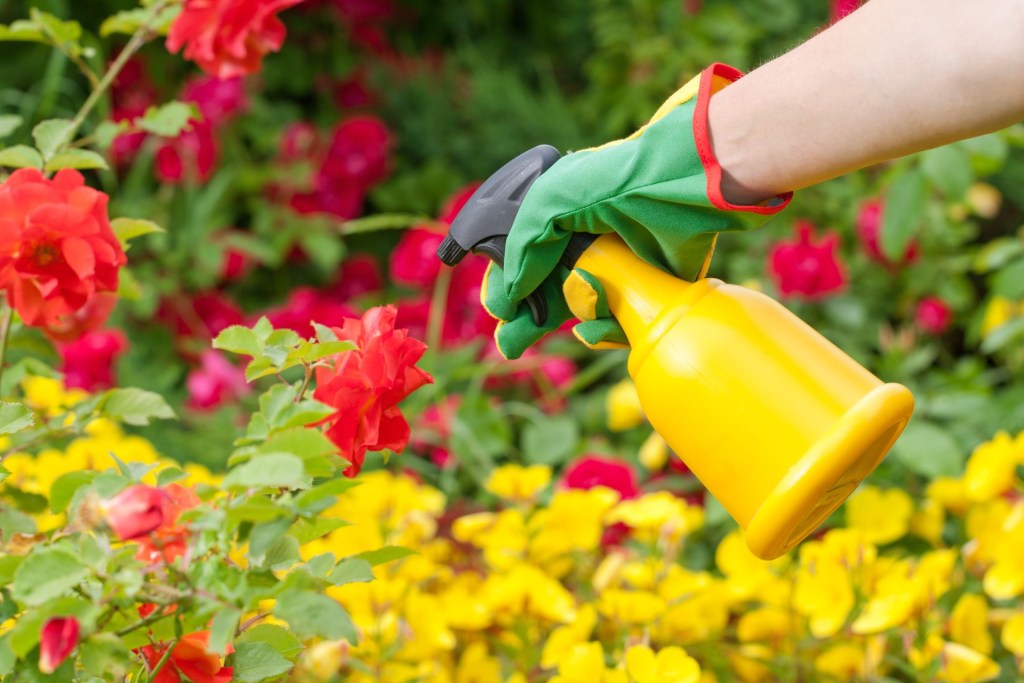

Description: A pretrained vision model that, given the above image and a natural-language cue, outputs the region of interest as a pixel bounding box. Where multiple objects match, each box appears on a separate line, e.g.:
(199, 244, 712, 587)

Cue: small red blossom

(59, 329, 127, 391)
(317, 115, 391, 193)
(562, 455, 640, 500)
(391, 227, 445, 287)
(134, 484, 201, 565)
(0, 169, 126, 328)
(187, 350, 252, 411)
(277, 122, 322, 164)
(312, 305, 433, 476)
(140, 631, 233, 683)
(333, 0, 393, 24)
(182, 75, 249, 126)
(265, 287, 359, 338)
(915, 296, 953, 335)
(166, 0, 304, 79)
(39, 617, 79, 674)
(328, 254, 382, 302)
(856, 199, 919, 267)
(768, 221, 847, 300)
(334, 69, 375, 109)
(110, 57, 158, 167)
(155, 119, 220, 184)
(105, 485, 168, 541)
(160, 291, 246, 344)
(831, 0, 861, 21)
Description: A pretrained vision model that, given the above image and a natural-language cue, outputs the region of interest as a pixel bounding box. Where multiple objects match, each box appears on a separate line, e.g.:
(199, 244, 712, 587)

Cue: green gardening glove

(482, 261, 628, 360)
(503, 62, 791, 305)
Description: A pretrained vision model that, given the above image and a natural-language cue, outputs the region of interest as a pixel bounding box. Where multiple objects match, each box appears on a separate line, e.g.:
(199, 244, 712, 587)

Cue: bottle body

(575, 235, 914, 559)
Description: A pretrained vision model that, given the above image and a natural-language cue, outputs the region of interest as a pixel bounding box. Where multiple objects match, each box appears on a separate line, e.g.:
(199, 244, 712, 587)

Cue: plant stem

(62, 0, 171, 150)
(0, 303, 14, 393)
(146, 637, 178, 682)
(425, 265, 453, 357)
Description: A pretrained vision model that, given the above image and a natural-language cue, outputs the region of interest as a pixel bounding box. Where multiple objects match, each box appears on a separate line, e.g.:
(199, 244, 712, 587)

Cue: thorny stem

(63, 0, 172, 152)
(296, 363, 313, 401)
(425, 265, 452, 359)
(236, 612, 268, 635)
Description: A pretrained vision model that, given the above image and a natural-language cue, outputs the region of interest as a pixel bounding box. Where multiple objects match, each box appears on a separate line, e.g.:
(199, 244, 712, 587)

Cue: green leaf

(981, 316, 1024, 354)
(521, 415, 578, 465)
(263, 535, 301, 569)
(300, 340, 356, 363)
(208, 607, 242, 656)
(214, 325, 263, 358)
(0, 555, 24, 585)
(313, 323, 338, 342)
(116, 266, 142, 301)
(289, 517, 349, 546)
(340, 213, 426, 234)
(224, 453, 310, 490)
(236, 624, 302, 659)
(49, 470, 97, 513)
(98, 388, 176, 426)
(44, 148, 108, 172)
(226, 496, 290, 525)
(29, 9, 81, 44)
(258, 428, 339, 478)
(273, 592, 357, 641)
(0, 145, 44, 169)
(328, 558, 373, 586)
(32, 119, 74, 160)
(0, 507, 35, 538)
(156, 467, 187, 487)
(100, 5, 180, 37)
(920, 145, 972, 200)
(0, 402, 33, 435)
(972, 238, 1024, 273)
(0, 21, 45, 42)
(230, 642, 294, 682)
(352, 546, 416, 567)
(294, 477, 359, 512)
(0, 115, 22, 139)
(990, 258, 1024, 299)
(79, 633, 131, 678)
(110, 218, 164, 246)
(11, 548, 87, 606)
(881, 170, 927, 262)
(890, 420, 964, 478)
(138, 101, 197, 138)
(0, 464, 7, 484)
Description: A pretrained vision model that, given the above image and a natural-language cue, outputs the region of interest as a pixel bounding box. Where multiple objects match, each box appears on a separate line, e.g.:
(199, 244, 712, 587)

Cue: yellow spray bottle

(437, 146, 914, 560)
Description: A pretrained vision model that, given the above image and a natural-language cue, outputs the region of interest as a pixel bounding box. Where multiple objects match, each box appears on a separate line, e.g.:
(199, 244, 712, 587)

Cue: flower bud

(104, 485, 168, 540)
(39, 617, 79, 674)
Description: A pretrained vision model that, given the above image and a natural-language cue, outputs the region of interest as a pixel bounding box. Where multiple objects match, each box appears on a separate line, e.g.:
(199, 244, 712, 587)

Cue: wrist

(706, 85, 781, 206)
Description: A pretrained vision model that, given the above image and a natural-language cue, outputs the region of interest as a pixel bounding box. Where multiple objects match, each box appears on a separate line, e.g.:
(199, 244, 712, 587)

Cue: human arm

(709, 0, 1024, 205)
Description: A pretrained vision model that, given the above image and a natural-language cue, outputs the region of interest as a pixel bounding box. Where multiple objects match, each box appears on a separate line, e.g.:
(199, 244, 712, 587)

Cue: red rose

(391, 227, 444, 287)
(915, 296, 953, 335)
(186, 350, 251, 411)
(328, 253, 382, 302)
(562, 454, 640, 500)
(312, 305, 433, 476)
(768, 221, 847, 300)
(160, 291, 245, 343)
(831, 0, 861, 21)
(333, 0, 393, 24)
(139, 631, 233, 683)
(182, 75, 249, 126)
(334, 68, 375, 109)
(166, 0, 304, 79)
(45, 292, 118, 343)
(265, 287, 359, 338)
(0, 169, 126, 328)
(318, 115, 391, 191)
(110, 57, 158, 167)
(856, 199, 919, 267)
(39, 617, 79, 674)
(59, 329, 127, 392)
(104, 485, 169, 541)
(134, 484, 201, 565)
(155, 119, 219, 184)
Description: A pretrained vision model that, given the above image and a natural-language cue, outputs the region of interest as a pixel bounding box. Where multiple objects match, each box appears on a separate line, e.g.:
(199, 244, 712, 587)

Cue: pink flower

(915, 296, 953, 335)
(186, 351, 252, 411)
(831, 0, 861, 22)
(768, 221, 847, 300)
(59, 329, 127, 392)
(166, 0, 304, 79)
(391, 227, 445, 287)
(328, 254, 382, 302)
(182, 75, 249, 126)
(39, 617, 79, 674)
(318, 115, 391, 192)
(277, 122, 321, 163)
(155, 119, 220, 184)
(856, 199, 919, 267)
(265, 287, 359, 338)
(562, 454, 639, 500)
(105, 485, 169, 540)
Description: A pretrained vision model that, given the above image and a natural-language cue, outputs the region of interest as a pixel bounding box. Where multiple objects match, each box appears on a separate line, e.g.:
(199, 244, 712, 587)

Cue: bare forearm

(709, 0, 1024, 205)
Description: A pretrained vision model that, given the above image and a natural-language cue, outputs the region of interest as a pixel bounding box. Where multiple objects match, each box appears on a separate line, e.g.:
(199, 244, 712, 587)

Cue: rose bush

(0, 0, 1024, 681)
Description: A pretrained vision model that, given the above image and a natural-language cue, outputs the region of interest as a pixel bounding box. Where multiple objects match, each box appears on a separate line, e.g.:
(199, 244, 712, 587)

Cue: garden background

(1, 0, 1024, 681)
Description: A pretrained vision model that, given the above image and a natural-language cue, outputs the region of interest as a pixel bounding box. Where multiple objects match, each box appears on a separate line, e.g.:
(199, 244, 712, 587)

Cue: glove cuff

(694, 63, 793, 216)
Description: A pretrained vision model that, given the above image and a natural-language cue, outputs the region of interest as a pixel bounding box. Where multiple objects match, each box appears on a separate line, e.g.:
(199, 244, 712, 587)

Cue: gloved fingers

(491, 268, 574, 360)
(572, 319, 629, 350)
(504, 217, 572, 303)
(480, 262, 518, 322)
(563, 267, 611, 321)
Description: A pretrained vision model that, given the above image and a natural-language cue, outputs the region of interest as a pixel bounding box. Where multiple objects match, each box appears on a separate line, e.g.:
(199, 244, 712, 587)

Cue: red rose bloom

(166, 0, 304, 79)
(915, 296, 953, 335)
(186, 350, 251, 411)
(391, 227, 444, 287)
(562, 454, 640, 500)
(39, 617, 79, 674)
(59, 329, 127, 391)
(768, 221, 847, 300)
(856, 199, 919, 267)
(140, 631, 233, 683)
(265, 287, 359, 338)
(155, 119, 219, 184)
(134, 484, 201, 565)
(312, 305, 433, 476)
(182, 75, 249, 126)
(104, 485, 169, 541)
(318, 115, 391, 192)
(831, 0, 861, 21)
(0, 169, 126, 328)
(45, 292, 119, 343)
(328, 254, 382, 302)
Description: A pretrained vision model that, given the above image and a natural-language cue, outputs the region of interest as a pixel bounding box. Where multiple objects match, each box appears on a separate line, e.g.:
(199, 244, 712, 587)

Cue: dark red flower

(312, 305, 433, 476)
(265, 287, 358, 339)
(856, 199, 919, 267)
(318, 115, 391, 193)
(334, 69, 375, 109)
(333, 0, 393, 24)
(39, 617, 79, 674)
(155, 119, 219, 184)
(140, 631, 233, 683)
(0, 169, 126, 328)
(186, 350, 251, 411)
(60, 329, 127, 392)
(562, 455, 639, 500)
(394, 296, 430, 341)
(166, 0, 304, 79)
(110, 57, 158, 167)
(915, 296, 953, 335)
(391, 227, 444, 287)
(182, 75, 249, 126)
(768, 221, 847, 300)
(105, 485, 169, 541)
(328, 254, 382, 302)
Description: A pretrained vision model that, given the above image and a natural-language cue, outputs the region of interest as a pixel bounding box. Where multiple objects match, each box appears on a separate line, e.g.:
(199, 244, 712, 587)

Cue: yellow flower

(814, 643, 865, 680)
(938, 642, 999, 683)
(728, 644, 773, 683)
(529, 488, 620, 564)
(596, 589, 666, 625)
(981, 296, 1024, 337)
(928, 477, 971, 516)
(655, 569, 730, 644)
(22, 375, 87, 415)
(607, 378, 644, 432)
(625, 645, 701, 683)
(910, 498, 945, 546)
(967, 182, 1002, 219)
(485, 464, 551, 502)
(736, 608, 793, 645)
(439, 574, 491, 631)
(949, 594, 993, 655)
(715, 530, 788, 602)
(455, 642, 501, 683)
(964, 431, 1020, 502)
(301, 640, 349, 679)
(639, 431, 669, 471)
(541, 605, 597, 670)
(1000, 613, 1024, 656)
(481, 563, 576, 624)
(550, 642, 604, 683)
(399, 592, 456, 660)
(606, 492, 703, 542)
(452, 509, 526, 570)
(793, 562, 854, 637)
(844, 485, 913, 545)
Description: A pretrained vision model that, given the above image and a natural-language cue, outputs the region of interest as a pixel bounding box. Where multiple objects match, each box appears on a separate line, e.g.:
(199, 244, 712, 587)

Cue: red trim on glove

(693, 63, 793, 214)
